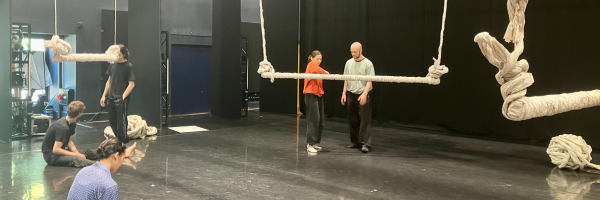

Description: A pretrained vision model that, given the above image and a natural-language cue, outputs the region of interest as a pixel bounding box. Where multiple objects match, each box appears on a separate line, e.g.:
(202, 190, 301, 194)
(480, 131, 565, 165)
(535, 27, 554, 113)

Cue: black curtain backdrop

(259, 0, 300, 114)
(285, 0, 600, 148)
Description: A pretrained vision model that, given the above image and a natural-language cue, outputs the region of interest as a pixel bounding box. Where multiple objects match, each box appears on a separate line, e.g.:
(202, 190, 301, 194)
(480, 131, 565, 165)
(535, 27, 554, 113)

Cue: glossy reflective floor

(2, 111, 600, 200)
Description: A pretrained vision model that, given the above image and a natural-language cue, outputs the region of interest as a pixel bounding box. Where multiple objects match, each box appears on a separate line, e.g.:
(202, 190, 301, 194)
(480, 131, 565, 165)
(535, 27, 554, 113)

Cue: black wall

(161, 0, 212, 36)
(261, 0, 600, 148)
(128, 0, 162, 128)
(1, 0, 11, 143)
(259, 0, 300, 114)
(212, 0, 242, 119)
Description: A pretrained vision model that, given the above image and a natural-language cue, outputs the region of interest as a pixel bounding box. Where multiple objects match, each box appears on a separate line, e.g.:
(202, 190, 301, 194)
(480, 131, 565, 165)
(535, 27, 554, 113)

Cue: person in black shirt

(101, 44, 137, 147)
(42, 101, 136, 167)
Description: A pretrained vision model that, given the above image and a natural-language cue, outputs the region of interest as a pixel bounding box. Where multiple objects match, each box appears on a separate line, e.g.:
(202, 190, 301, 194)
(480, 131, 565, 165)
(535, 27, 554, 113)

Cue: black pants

(44, 149, 102, 168)
(305, 94, 324, 145)
(347, 92, 372, 146)
(107, 97, 130, 144)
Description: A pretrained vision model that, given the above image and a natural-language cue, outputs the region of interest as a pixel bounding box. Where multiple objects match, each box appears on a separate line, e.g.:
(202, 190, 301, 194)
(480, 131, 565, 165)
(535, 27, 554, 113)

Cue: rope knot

(45, 35, 72, 56)
(258, 60, 276, 83)
(547, 134, 600, 170)
(426, 58, 449, 79)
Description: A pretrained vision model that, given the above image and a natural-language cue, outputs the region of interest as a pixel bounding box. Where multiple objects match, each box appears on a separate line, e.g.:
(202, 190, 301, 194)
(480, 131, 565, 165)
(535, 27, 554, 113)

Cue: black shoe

(361, 145, 369, 153)
(347, 144, 361, 149)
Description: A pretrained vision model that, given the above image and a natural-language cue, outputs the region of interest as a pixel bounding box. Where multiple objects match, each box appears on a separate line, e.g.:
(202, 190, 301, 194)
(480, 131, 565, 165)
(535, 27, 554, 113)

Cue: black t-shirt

(106, 61, 135, 99)
(41, 117, 76, 159)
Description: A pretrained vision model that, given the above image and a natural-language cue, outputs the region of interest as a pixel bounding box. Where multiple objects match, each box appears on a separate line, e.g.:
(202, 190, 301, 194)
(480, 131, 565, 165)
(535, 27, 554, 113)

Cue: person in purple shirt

(67, 138, 127, 200)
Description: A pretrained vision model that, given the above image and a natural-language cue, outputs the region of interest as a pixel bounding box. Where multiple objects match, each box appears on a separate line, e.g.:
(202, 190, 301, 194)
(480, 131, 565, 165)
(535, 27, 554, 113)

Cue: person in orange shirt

(304, 50, 329, 153)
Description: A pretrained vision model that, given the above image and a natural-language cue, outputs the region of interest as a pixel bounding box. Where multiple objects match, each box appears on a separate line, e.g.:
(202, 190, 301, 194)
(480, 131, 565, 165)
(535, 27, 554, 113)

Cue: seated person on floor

(67, 138, 126, 200)
(41, 101, 136, 168)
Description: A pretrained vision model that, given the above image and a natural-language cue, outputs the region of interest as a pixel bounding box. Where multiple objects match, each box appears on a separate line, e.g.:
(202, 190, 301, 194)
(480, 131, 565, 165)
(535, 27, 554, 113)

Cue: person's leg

(305, 94, 319, 146)
(359, 94, 373, 151)
(47, 153, 95, 168)
(107, 98, 118, 135)
(115, 98, 130, 144)
(81, 149, 102, 161)
(347, 92, 361, 148)
(124, 142, 137, 157)
(316, 96, 325, 145)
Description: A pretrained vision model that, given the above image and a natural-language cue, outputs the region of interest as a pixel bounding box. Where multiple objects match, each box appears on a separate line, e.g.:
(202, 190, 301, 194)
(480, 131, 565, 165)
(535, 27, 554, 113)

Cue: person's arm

(314, 65, 329, 74)
(52, 141, 75, 156)
(67, 136, 80, 154)
(101, 77, 111, 107)
(65, 136, 86, 158)
(122, 81, 135, 100)
(341, 81, 348, 105)
(317, 67, 329, 74)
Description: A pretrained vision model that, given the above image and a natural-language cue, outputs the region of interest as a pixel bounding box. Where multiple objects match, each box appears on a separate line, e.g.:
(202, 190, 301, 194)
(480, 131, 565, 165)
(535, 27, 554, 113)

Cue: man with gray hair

(341, 42, 375, 153)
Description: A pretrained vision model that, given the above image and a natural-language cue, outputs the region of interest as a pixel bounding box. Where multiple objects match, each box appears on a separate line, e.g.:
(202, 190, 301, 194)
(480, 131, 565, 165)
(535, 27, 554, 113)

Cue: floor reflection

(43, 166, 76, 194)
(546, 167, 600, 200)
(296, 114, 300, 169)
(123, 135, 158, 170)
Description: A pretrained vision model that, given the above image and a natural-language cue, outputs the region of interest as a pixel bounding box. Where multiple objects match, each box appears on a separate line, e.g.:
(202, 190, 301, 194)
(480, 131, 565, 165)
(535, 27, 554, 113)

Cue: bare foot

(125, 142, 137, 158)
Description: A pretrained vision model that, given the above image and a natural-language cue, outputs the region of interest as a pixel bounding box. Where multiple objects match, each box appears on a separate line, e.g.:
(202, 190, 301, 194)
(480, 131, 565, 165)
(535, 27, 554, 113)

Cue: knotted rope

(474, 0, 600, 121)
(547, 134, 600, 171)
(257, 0, 449, 84)
(46, 0, 119, 63)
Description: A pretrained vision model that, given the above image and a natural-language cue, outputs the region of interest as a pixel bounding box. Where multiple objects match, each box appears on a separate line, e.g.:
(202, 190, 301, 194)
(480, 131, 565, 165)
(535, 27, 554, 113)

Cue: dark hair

(67, 101, 86, 118)
(96, 138, 127, 159)
(308, 50, 321, 62)
(118, 44, 130, 59)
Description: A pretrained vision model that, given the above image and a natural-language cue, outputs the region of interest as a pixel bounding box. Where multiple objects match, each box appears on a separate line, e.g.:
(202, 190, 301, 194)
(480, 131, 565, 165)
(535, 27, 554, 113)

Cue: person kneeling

(67, 138, 126, 200)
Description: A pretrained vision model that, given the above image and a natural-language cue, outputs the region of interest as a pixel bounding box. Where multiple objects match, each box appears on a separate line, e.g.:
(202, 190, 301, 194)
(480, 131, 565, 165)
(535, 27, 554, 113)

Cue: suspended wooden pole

(297, 44, 301, 115)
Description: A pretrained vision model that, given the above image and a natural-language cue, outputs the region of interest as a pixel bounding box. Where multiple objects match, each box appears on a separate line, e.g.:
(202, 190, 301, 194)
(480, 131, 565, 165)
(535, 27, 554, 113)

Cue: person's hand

(358, 94, 367, 106)
(75, 153, 86, 159)
(341, 94, 347, 105)
(324, 70, 330, 74)
(100, 97, 106, 107)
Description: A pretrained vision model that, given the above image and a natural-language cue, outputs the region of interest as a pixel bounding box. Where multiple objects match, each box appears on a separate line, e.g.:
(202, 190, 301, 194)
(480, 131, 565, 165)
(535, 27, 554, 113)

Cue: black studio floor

(1, 111, 600, 200)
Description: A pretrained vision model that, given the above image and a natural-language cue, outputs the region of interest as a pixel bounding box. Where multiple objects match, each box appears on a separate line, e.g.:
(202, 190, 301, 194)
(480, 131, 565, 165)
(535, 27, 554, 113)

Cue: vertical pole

(297, 44, 301, 115)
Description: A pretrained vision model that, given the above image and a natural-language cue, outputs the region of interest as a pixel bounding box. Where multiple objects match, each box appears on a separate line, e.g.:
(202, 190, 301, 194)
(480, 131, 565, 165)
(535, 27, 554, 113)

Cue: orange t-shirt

(303, 61, 327, 97)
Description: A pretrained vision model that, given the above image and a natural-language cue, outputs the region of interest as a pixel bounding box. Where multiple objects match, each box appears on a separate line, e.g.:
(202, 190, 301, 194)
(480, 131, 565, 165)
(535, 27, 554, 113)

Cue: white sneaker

(313, 144, 323, 151)
(307, 144, 318, 153)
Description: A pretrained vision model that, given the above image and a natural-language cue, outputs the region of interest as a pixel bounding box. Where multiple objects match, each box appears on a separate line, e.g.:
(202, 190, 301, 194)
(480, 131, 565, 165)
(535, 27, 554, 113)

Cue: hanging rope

(54, 0, 57, 35)
(257, 0, 449, 84)
(114, 0, 117, 45)
(474, 0, 600, 121)
(547, 134, 600, 171)
(45, 0, 119, 63)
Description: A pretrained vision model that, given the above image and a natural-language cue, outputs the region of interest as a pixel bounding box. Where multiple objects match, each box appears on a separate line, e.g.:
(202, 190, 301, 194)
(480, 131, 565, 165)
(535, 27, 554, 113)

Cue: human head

(67, 101, 86, 118)
(97, 138, 127, 173)
(118, 44, 129, 60)
(350, 42, 363, 61)
(308, 50, 322, 65)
